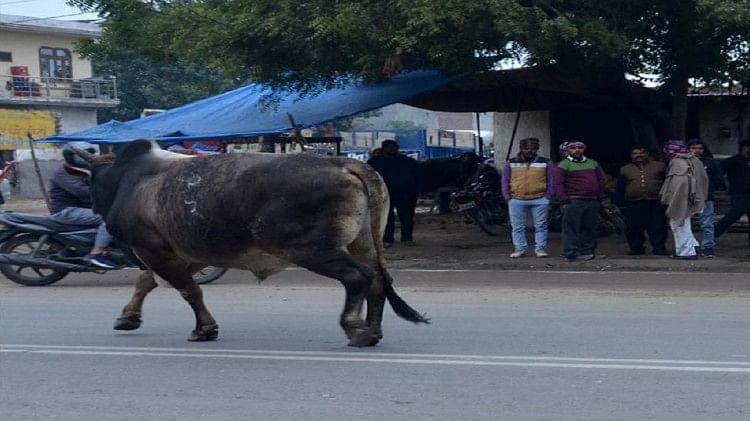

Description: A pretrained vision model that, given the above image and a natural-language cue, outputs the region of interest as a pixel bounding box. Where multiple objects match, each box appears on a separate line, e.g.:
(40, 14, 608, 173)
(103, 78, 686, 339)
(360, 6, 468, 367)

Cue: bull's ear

(67, 166, 91, 176)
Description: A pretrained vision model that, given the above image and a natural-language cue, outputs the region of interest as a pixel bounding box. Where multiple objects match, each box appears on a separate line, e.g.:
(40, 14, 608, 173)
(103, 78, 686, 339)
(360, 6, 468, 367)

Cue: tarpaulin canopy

(40, 70, 463, 144)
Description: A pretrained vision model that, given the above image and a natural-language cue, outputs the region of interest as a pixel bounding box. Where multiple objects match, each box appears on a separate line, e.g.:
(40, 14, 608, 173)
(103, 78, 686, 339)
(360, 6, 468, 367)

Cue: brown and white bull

(71, 140, 428, 347)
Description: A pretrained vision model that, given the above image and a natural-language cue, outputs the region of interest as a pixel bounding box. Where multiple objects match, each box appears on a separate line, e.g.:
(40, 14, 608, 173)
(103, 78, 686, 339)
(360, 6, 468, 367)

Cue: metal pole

(475, 112, 484, 158)
(26, 133, 50, 207)
(505, 92, 523, 162)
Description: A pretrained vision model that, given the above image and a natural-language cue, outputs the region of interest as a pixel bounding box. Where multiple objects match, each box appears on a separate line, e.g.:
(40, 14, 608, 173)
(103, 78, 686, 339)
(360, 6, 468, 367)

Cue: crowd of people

(368, 137, 750, 261)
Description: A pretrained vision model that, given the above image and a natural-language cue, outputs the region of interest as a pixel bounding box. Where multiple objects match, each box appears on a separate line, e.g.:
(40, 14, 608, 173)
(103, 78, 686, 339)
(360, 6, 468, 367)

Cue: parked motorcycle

(450, 177, 508, 236)
(547, 199, 627, 237)
(0, 212, 226, 286)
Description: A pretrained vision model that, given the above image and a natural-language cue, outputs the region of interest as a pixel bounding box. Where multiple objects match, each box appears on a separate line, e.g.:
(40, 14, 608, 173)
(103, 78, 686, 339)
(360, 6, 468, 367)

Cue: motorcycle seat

(0, 212, 98, 232)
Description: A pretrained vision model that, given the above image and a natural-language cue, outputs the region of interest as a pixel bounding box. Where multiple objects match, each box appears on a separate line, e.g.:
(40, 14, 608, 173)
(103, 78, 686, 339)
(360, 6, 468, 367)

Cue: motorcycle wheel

(473, 208, 504, 237)
(609, 213, 627, 237)
(0, 234, 69, 286)
(193, 266, 227, 285)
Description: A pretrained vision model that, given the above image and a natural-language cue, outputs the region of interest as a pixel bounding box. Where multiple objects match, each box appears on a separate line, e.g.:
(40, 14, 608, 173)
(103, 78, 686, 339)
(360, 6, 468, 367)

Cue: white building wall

(0, 29, 93, 79)
(349, 103, 438, 130)
(492, 110, 551, 161)
(45, 106, 97, 133)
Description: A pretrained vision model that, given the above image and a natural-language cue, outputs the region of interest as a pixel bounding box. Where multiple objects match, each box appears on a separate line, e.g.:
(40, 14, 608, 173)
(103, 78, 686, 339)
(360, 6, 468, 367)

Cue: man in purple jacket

(554, 141, 606, 261)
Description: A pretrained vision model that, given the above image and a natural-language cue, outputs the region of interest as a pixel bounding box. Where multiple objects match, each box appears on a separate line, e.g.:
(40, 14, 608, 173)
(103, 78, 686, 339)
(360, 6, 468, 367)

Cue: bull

(70, 140, 428, 347)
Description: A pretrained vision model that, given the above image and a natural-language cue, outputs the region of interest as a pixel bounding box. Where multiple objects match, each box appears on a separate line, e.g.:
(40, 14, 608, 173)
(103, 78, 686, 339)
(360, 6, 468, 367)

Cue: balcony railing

(1, 74, 118, 100)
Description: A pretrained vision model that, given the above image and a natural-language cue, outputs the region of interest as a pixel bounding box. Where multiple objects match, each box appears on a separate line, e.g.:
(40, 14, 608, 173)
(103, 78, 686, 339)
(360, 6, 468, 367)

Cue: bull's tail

(344, 160, 430, 324)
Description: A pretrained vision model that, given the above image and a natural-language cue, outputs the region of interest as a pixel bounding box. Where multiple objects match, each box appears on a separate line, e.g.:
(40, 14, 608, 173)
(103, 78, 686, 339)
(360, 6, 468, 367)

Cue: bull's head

(66, 144, 120, 219)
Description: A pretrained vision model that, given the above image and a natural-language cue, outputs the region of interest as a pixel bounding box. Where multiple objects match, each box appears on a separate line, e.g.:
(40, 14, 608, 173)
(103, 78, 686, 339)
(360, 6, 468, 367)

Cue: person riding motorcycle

(47, 142, 117, 268)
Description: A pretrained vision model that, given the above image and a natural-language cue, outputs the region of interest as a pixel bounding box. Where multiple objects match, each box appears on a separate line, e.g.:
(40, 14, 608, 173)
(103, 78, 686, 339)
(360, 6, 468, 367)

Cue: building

(0, 14, 119, 198)
(687, 86, 749, 157)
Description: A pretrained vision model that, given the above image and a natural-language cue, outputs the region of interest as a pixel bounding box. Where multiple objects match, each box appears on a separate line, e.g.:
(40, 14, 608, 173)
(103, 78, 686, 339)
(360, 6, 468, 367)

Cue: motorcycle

(0, 211, 226, 286)
(547, 199, 627, 237)
(450, 176, 509, 236)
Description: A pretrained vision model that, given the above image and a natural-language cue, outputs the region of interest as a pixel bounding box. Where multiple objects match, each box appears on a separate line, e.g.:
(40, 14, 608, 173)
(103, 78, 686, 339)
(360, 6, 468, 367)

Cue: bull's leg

(136, 250, 219, 341)
(293, 250, 380, 347)
(113, 270, 158, 331)
(349, 244, 386, 342)
(365, 275, 386, 341)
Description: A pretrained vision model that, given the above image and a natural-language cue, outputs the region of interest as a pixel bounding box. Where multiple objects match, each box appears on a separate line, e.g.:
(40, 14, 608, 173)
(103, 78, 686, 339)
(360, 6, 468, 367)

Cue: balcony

(0, 74, 120, 108)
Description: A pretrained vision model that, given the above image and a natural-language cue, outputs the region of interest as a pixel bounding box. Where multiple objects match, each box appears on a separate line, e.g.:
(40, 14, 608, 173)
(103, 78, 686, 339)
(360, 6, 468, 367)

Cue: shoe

(671, 254, 698, 260)
(535, 250, 549, 258)
(509, 250, 526, 258)
(565, 256, 577, 262)
(578, 254, 595, 261)
(383, 242, 394, 249)
(402, 241, 416, 247)
(627, 249, 645, 256)
(652, 249, 669, 256)
(84, 253, 119, 269)
(702, 248, 715, 258)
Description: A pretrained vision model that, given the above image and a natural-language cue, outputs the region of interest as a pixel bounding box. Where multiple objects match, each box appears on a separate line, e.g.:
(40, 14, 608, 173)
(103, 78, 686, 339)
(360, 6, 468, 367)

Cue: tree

(93, 55, 238, 122)
(69, 0, 750, 137)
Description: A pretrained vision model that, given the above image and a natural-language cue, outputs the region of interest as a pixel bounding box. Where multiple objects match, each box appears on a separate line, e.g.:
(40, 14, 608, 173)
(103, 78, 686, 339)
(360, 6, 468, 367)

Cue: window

(0, 52, 11, 62)
(39, 47, 72, 80)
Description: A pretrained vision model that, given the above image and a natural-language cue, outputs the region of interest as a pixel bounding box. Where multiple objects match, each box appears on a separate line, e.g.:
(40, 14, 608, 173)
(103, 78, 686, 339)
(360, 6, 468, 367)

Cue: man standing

(687, 139, 725, 257)
(715, 138, 750, 239)
(367, 139, 421, 248)
(659, 141, 708, 260)
(554, 141, 606, 261)
(614, 146, 668, 255)
(501, 137, 554, 258)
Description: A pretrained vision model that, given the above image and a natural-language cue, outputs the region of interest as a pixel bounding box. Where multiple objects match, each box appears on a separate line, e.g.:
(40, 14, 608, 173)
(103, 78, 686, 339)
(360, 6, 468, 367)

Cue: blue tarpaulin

(40, 70, 462, 144)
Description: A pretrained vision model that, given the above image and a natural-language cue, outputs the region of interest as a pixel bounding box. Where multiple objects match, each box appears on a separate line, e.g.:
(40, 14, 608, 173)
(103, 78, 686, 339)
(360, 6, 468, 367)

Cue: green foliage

(69, 0, 749, 102)
(92, 55, 239, 122)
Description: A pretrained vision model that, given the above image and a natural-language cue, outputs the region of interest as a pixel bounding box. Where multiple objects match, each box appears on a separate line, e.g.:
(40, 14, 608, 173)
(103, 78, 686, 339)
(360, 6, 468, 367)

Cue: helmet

(62, 142, 96, 168)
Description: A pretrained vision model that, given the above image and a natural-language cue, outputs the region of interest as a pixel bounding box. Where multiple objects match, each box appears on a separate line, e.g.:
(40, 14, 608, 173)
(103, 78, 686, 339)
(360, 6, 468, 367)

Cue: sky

(0, 0, 98, 20)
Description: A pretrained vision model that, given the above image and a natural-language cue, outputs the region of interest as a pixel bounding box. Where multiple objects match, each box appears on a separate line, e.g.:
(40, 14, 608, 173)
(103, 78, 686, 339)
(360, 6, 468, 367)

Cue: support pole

(505, 91, 523, 162)
(26, 133, 50, 207)
(475, 112, 484, 158)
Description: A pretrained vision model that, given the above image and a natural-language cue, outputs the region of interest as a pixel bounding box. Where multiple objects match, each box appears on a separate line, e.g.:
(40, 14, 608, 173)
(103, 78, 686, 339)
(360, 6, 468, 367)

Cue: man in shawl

(659, 140, 709, 260)
(501, 137, 555, 258)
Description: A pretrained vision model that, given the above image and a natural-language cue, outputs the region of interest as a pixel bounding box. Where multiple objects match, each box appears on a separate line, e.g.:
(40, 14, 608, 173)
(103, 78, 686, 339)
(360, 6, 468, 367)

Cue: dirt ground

(3, 199, 749, 273)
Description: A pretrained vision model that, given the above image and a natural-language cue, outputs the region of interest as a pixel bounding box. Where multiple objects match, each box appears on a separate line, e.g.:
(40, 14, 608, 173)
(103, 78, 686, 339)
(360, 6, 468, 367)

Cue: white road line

(293, 267, 748, 276)
(2, 344, 749, 373)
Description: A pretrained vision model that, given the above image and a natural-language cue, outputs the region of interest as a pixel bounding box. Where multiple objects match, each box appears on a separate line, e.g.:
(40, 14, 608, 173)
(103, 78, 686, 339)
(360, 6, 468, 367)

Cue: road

(1, 269, 749, 420)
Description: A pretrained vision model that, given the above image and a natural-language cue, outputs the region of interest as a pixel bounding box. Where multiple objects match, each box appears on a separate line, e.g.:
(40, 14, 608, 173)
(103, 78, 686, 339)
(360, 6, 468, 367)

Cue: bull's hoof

(188, 327, 219, 342)
(347, 329, 381, 347)
(113, 315, 142, 331)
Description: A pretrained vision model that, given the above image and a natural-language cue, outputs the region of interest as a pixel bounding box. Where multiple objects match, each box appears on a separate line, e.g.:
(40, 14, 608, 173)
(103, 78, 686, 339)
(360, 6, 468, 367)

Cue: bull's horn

(68, 145, 96, 163)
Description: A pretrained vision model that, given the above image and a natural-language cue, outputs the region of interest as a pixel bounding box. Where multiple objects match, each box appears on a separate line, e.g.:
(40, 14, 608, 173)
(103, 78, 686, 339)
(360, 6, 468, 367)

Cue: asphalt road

(1, 269, 749, 420)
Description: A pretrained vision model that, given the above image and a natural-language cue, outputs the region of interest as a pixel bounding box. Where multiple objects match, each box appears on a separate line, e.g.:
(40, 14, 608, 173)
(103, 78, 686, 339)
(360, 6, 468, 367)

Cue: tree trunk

(670, 79, 689, 140)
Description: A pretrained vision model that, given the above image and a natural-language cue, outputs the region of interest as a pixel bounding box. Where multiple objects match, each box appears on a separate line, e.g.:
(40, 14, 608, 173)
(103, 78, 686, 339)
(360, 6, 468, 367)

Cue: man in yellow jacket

(501, 138, 555, 258)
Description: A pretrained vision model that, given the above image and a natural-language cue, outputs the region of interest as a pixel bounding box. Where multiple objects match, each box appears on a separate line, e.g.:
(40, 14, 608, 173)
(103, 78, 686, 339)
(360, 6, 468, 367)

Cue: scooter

(0, 211, 226, 286)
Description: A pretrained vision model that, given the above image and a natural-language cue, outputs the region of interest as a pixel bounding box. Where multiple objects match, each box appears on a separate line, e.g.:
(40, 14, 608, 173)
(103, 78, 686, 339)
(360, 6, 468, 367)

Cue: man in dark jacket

(47, 144, 117, 268)
(687, 139, 725, 257)
(715, 138, 750, 240)
(367, 139, 421, 247)
(613, 146, 668, 255)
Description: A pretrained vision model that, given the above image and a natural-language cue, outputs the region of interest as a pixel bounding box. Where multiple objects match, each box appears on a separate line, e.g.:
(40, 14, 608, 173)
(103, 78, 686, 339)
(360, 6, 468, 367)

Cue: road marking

(3, 344, 750, 373)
